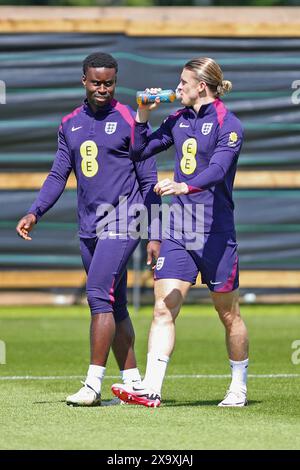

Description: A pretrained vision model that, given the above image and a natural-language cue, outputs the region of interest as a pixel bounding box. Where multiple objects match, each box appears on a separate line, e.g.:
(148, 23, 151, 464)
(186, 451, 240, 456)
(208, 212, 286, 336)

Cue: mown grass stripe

(1, 373, 300, 381)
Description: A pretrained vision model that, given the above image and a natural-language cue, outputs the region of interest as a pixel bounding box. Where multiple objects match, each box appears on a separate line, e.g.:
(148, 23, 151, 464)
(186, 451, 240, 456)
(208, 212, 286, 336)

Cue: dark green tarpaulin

(0, 34, 299, 272)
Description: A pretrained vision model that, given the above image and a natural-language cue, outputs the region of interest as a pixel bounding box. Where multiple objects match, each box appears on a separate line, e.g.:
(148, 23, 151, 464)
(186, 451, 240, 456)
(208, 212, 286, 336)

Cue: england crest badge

(156, 257, 165, 271)
(201, 122, 213, 135)
(105, 122, 117, 134)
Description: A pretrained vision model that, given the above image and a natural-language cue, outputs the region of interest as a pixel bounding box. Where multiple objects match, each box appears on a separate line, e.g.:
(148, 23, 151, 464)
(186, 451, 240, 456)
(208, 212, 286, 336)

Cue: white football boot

(218, 389, 248, 407)
(66, 382, 101, 407)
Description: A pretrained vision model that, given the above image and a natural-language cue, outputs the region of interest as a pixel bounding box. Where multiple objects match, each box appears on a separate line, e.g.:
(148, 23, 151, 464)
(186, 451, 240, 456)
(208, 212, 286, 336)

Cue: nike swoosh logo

(210, 281, 223, 285)
(108, 232, 125, 237)
(71, 126, 82, 132)
(179, 123, 189, 128)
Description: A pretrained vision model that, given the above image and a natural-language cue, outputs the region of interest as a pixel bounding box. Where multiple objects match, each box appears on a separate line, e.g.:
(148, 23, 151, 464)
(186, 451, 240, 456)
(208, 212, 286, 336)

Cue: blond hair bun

(217, 80, 232, 96)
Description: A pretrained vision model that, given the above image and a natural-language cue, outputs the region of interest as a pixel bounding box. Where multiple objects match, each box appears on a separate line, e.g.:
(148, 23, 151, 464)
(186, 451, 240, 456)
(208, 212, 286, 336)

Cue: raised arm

(130, 90, 174, 162)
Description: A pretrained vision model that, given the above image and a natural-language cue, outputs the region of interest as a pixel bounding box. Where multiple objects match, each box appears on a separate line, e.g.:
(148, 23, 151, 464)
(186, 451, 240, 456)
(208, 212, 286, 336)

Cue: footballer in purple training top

(130, 87, 243, 293)
(16, 52, 161, 407)
(111, 57, 249, 410)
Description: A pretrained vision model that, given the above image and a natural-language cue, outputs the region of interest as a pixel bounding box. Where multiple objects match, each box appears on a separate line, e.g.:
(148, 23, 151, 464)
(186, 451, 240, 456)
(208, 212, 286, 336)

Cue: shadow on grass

(162, 399, 261, 407)
(33, 399, 262, 408)
(33, 397, 123, 407)
(33, 400, 66, 404)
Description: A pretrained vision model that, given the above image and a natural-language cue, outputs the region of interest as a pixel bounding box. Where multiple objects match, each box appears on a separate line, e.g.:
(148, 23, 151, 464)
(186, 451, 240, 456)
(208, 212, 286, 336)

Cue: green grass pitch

(0, 304, 300, 450)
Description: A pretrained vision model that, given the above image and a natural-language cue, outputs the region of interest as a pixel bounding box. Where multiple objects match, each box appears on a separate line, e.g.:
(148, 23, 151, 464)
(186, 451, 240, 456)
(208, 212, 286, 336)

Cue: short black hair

(82, 52, 118, 75)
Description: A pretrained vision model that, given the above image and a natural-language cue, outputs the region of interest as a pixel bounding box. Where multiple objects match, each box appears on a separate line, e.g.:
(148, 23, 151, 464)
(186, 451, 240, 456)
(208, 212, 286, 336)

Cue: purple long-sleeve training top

(129, 98, 244, 234)
(29, 99, 161, 239)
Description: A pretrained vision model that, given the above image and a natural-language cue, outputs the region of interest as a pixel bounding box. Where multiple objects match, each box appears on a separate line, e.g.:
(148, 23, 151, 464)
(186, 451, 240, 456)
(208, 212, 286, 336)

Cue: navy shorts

(154, 231, 239, 293)
(80, 236, 139, 321)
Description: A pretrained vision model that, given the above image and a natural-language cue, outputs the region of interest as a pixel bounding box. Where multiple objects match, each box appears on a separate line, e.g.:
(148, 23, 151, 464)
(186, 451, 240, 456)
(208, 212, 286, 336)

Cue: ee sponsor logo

(180, 138, 197, 175)
(80, 140, 99, 177)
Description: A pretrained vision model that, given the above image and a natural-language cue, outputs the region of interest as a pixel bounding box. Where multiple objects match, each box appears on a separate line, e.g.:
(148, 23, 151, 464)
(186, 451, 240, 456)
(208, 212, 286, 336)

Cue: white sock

(143, 352, 170, 396)
(85, 364, 106, 394)
(229, 358, 248, 394)
(120, 368, 141, 385)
